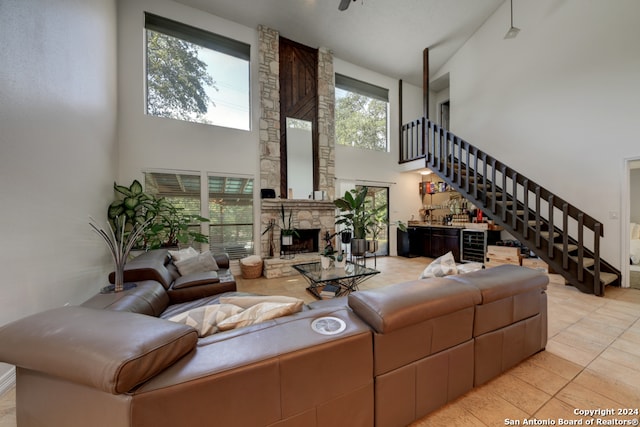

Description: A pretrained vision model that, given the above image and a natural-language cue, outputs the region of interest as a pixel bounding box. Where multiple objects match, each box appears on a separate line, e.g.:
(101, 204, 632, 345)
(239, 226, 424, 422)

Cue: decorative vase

(367, 240, 379, 254)
(320, 255, 332, 269)
(90, 215, 151, 293)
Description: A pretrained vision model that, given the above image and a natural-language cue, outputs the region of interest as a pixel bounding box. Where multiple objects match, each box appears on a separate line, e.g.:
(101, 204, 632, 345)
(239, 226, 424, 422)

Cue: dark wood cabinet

(407, 226, 461, 261)
(432, 227, 460, 261)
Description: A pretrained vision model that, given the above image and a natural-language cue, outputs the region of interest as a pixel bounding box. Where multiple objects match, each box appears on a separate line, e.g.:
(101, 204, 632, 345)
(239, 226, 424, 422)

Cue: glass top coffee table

(293, 261, 380, 299)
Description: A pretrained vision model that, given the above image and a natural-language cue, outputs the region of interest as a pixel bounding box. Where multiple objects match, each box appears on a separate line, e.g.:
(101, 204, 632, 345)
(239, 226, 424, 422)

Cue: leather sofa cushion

(173, 271, 219, 289)
(81, 280, 170, 316)
(446, 265, 549, 336)
(348, 278, 481, 334)
(446, 264, 548, 303)
(109, 259, 175, 289)
(0, 306, 197, 394)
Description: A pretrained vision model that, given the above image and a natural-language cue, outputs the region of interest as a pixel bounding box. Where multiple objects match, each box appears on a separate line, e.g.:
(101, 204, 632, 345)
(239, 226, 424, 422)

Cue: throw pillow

(419, 251, 458, 279)
(219, 295, 303, 310)
(168, 247, 198, 262)
(217, 301, 303, 331)
(174, 251, 219, 276)
(168, 304, 243, 337)
(457, 262, 484, 274)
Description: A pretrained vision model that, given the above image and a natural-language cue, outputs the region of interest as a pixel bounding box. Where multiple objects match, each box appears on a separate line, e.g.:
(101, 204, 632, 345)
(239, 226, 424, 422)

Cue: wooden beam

(423, 47, 429, 119)
(399, 79, 403, 163)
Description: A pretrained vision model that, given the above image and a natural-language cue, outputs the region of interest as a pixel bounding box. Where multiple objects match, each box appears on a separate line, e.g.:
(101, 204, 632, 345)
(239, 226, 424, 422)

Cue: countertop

(406, 221, 504, 231)
(406, 222, 465, 229)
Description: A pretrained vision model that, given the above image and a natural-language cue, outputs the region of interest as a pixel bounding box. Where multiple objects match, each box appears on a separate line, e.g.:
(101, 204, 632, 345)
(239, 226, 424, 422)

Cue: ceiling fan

(338, 0, 356, 11)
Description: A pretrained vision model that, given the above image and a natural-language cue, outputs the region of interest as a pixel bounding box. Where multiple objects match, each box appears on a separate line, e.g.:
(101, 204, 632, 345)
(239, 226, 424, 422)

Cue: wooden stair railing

(401, 117, 621, 295)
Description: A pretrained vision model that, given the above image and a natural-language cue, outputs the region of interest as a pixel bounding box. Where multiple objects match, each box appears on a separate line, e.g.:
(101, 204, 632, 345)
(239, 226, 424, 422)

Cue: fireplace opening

(288, 228, 320, 254)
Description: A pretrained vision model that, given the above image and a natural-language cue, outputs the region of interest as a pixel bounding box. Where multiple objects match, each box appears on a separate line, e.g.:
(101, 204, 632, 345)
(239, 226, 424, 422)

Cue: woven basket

(240, 258, 263, 279)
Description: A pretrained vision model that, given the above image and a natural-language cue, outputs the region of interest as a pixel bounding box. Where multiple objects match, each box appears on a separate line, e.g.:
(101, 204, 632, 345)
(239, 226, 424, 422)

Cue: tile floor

(1, 256, 639, 426)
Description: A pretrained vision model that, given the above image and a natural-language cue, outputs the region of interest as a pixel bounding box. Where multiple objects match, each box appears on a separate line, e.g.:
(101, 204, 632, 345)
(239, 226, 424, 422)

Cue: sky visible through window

(199, 48, 250, 131)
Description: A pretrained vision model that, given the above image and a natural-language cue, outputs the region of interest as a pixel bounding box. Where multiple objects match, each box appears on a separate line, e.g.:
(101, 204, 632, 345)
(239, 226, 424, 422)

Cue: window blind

(145, 12, 250, 61)
(335, 73, 389, 102)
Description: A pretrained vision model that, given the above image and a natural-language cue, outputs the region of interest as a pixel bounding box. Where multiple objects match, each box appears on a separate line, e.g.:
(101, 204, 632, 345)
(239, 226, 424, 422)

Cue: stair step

(596, 272, 618, 286)
(569, 256, 595, 268)
(539, 231, 560, 240)
(554, 243, 578, 252)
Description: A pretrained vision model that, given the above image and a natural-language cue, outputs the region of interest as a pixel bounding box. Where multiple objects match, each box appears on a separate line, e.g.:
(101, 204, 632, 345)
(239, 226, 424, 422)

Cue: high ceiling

(176, 0, 505, 87)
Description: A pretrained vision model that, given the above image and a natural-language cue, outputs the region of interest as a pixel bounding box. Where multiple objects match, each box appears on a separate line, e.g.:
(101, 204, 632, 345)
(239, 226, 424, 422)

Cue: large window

(144, 171, 254, 260)
(145, 13, 250, 130)
(208, 175, 254, 259)
(335, 74, 389, 151)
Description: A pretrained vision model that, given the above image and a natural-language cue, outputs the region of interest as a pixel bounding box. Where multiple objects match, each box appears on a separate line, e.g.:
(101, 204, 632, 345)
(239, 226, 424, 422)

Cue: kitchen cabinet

(407, 225, 460, 261)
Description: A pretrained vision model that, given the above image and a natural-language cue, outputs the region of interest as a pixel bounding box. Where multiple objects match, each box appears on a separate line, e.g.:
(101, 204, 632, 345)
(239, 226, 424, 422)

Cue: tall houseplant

(108, 180, 209, 250)
(334, 186, 383, 256)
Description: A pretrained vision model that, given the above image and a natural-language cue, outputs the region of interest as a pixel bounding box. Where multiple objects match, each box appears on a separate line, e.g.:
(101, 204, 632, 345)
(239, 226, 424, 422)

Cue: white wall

(434, 0, 640, 270)
(116, 0, 260, 186)
(0, 0, 118, 380)
(334, 58, 423, 255)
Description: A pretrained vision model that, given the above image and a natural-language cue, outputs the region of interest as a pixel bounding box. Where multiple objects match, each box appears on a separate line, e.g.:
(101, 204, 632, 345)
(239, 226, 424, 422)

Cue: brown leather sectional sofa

(0, 250, 548, 427)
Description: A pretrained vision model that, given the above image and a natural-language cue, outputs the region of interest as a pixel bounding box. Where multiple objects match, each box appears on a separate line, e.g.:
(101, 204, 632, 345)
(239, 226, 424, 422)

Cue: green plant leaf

(114, 186, 133, 198)
(123, 197, 139, 210)
(130, 180, 143, 195)
(108, 202, 124, 219)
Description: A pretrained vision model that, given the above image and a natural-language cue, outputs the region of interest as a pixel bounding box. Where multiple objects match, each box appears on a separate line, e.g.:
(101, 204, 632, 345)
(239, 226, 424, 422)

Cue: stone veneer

(258, 26, 337, 277)
(258, 26, 335, 201)
(260, 199, 336, 269)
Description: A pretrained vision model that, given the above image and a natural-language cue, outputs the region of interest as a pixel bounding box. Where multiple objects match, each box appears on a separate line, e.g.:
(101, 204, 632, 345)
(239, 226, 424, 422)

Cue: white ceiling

(176, 0, 505, 87)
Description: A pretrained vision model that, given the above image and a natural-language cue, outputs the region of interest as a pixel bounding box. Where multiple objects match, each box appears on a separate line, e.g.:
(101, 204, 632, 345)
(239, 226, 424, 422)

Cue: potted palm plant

(334, 186, 379, 256)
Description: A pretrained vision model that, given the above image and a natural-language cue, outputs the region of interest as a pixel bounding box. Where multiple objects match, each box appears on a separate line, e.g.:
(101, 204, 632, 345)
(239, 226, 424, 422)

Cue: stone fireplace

(258, 26, 337, 278)
(260, 199, 337, 278)
(260, 199, 336, 256)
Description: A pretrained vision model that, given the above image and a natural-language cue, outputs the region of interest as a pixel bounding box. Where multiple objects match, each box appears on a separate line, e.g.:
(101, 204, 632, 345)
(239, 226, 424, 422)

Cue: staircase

(401, 117, 620, 295)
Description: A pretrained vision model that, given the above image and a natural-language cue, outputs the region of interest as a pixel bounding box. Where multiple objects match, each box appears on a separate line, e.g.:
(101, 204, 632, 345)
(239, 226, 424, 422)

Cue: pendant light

(504, 0, 520, 39)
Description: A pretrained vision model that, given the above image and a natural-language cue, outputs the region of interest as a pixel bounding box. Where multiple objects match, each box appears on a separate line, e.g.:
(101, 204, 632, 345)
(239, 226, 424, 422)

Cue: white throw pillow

(419, 252, 458, 279)
(168, 247, 198, 262)
(168, 304, 243, 337)
(174, 251, 219, 276)
(217, 301, 303, 331)
(457, 262, 484, 274)
(219, 295, 303, 310)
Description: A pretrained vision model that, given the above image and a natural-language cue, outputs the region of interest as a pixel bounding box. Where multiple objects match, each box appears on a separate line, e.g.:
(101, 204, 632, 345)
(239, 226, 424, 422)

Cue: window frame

(143, 170, 255, 260)
(334, 73, 390, 152)
(144, 12, 251, 130)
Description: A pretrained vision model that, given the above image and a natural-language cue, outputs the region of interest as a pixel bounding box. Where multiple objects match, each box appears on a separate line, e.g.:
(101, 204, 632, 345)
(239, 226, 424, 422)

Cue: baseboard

(0, 367, 16, 396)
